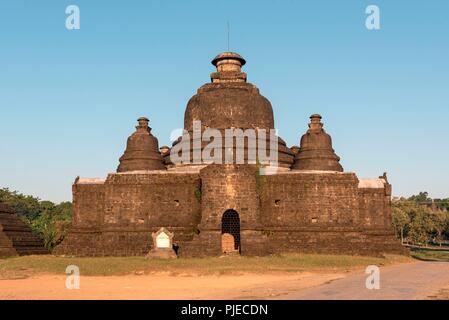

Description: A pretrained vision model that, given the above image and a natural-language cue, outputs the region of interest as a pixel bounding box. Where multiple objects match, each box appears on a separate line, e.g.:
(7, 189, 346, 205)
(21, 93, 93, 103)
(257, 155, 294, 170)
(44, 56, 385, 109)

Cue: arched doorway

(221, 209, 240, 254)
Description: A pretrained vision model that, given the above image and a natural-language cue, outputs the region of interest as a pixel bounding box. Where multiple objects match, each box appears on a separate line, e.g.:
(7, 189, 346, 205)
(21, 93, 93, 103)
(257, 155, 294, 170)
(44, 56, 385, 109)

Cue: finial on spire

(308, 114, 323, 133)
(136, 117, 150, 132)
(211, 52, 246, 69)
(210, 52, 247, 83)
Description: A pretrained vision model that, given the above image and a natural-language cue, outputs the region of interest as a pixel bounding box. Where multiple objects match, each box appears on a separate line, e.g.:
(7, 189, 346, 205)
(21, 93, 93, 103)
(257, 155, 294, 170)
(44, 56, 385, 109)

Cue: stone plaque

(146, 227, 177, 259)
(156, 232, 170, 248)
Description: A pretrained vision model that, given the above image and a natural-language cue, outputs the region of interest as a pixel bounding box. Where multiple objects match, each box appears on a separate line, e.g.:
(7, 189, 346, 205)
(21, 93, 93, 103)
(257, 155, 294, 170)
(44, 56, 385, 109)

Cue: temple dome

(117, 117, 166, 172)
(292, 114, 343, 172)
(184, 52, 274, 131)
(176, 52, 294, 168)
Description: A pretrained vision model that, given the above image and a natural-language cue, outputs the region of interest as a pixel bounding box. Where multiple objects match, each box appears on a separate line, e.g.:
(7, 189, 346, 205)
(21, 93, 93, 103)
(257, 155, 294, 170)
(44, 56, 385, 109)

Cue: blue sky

(0, 0, 448, 203)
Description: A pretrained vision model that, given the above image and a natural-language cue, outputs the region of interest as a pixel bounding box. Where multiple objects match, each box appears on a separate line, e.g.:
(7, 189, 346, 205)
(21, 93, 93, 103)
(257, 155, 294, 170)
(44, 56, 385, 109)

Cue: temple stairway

(0, 203, 48, 257)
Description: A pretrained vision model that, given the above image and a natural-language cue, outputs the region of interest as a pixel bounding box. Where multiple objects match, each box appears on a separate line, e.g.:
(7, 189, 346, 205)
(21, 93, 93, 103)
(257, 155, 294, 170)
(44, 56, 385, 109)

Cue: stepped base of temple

(0, 203, 49, 257)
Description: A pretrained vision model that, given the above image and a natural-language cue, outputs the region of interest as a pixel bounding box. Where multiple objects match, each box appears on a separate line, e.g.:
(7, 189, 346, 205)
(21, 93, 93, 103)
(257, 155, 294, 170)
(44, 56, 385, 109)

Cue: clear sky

(0, 0, 448, 203)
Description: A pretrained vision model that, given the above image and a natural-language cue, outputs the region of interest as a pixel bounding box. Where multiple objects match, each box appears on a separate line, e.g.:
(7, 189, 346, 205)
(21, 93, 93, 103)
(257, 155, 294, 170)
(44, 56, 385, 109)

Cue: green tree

(0, 188, 42, 220)
(408, 206, 434, 246)
(436, 198, 449, 211)
(430, 211, 449, 246)
(408, 191, 430, 204)
(392, 206, 410, 243)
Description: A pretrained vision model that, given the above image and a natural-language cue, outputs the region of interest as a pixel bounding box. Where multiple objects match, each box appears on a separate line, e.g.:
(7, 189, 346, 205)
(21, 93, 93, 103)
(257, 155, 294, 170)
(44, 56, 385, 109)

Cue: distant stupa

(0, 203, 48, 257)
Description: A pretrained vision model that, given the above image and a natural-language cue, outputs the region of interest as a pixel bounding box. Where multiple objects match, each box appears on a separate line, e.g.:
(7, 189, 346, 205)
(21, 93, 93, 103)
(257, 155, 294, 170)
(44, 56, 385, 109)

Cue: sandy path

(280, 261, 449, 300)
(0, 272, 344, 300)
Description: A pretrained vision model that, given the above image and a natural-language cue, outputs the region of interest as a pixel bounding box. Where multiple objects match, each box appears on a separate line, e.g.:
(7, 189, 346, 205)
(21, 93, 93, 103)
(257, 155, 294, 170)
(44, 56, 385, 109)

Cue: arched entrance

(221, 209, 240, 254)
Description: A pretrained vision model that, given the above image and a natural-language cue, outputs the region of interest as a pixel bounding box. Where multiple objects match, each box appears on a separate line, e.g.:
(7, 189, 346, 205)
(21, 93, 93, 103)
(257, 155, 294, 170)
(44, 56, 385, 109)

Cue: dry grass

(0, 253, 413, 280)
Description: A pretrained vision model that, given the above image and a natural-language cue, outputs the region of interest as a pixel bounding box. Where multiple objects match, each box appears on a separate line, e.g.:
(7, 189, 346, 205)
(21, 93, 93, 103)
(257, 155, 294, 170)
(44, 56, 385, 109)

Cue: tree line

(392, 192, 449, 247)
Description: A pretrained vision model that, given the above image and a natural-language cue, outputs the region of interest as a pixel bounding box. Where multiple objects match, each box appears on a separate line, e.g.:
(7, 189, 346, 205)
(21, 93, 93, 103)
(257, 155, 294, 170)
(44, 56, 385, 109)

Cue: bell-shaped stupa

(178, 52, 294, 168)
(184, 52, 275, 132)
(117, 117, 166, 172)
(292, 114, 343, 172)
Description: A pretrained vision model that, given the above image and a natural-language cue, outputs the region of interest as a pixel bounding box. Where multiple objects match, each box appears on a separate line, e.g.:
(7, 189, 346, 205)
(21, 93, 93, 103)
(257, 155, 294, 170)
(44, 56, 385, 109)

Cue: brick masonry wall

(199, 165, 260, 230)
(103, 173, 201, 230)
(257, 229, 407, 256)
(358, 188, 392, 229)
(255, 172, 406, 256)
(260, 172, 360, 228)
(56, 168, 406, 257)
(181, 165, 263, 257)
(71, 183, 105, 230)
(56, 172, 201, 256)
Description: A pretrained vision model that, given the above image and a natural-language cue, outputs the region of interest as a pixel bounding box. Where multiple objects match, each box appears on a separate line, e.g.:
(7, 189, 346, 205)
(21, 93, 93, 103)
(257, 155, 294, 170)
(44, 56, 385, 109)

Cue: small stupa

(117, 117, 166, 172)
(293, 114, 343, 172)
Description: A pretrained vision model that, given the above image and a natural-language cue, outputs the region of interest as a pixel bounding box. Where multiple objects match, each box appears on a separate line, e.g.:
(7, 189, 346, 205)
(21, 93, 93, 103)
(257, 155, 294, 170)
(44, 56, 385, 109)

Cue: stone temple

(55, 52, 406, 257)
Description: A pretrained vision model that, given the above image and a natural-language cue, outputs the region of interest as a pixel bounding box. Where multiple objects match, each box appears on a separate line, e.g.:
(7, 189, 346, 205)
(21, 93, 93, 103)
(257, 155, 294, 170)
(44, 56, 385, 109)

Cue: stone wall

(180, 165, 267, 257)
(253, 229, 407, 256)
(358, 187, 392, 229)
(260, 172, 360, 228)
(253, 172, 406, 256)
(56, 168, 406, 257)
(199, 165, 260, 230)
(56, 172, 201, 256)
(71, 181, 105, 230)
(103, 173, 201, 230)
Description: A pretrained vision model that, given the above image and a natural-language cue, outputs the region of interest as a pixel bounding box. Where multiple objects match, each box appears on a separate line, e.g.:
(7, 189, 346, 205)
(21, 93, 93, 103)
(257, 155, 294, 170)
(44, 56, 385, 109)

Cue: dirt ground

(429, 285, 449, 300)
(2, 254, 433, 300)
(0, 271, 344, 300)
(280, 261, 449, 300)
